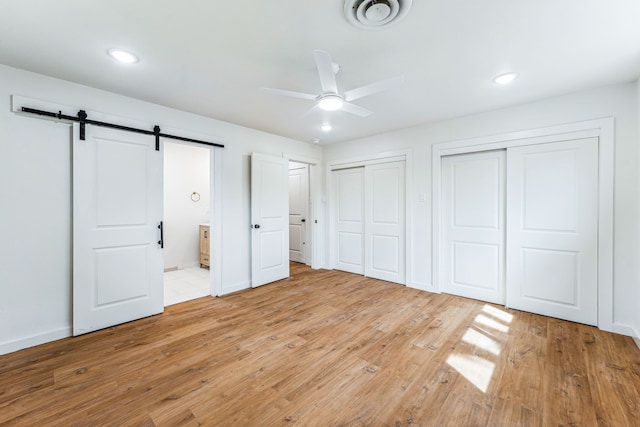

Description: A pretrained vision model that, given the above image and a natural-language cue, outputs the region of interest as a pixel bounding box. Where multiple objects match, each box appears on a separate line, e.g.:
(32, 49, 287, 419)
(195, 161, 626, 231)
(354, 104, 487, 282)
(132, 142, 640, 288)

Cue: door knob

(301, 219, 306, 223)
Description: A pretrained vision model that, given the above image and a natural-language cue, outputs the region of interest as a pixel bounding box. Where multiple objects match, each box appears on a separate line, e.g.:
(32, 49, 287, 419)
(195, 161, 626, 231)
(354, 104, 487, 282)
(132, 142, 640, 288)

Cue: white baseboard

(219, 280, 251, 296)
(609, 322, 635, 337)
(632, 326, 640, 351)
(0, 327, 71, 356)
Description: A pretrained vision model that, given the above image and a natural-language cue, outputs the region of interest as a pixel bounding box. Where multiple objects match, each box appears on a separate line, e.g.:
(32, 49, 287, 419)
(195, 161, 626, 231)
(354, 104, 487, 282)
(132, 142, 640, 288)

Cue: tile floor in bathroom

(164, 266, 211, 306)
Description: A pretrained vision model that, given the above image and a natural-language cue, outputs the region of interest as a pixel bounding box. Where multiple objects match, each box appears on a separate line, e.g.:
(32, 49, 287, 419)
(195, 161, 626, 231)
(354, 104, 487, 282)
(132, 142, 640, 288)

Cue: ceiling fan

(261, 50, 402, 117)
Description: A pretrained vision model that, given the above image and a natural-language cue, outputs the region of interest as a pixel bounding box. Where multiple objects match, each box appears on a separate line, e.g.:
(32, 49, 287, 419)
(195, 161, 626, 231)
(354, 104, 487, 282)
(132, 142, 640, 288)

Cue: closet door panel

(441, 150, 506, 304)
(506, 138, 598, 325)
(334, 168, 364, 274)
(365, 161, 406, 284)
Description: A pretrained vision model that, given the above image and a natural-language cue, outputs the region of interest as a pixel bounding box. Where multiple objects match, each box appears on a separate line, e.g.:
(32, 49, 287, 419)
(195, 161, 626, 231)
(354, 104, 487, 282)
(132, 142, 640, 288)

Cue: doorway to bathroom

(163, 141, 212, 306)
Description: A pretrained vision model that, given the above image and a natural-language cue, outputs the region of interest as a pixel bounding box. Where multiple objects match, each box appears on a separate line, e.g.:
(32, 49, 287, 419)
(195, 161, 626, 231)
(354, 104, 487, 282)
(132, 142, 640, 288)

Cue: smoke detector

(344, 0, 413, 30)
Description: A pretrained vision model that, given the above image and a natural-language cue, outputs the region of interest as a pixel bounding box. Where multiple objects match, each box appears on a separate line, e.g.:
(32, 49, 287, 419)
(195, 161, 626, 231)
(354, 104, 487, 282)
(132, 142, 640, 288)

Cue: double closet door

(333, 161, 406, 284)
(441, 138, 598, 325)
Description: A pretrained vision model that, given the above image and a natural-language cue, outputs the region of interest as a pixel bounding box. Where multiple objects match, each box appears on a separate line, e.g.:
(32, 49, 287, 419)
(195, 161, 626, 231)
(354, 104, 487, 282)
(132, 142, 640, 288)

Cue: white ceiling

(1, 1, 639, 144)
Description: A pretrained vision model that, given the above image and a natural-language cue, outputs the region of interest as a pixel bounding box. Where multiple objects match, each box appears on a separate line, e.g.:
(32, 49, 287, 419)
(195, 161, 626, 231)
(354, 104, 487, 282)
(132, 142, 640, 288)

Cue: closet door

(441, 150, 506, 304)
(506, 138, 598, 325)
(364, 161, 406, 284)
(333, 167, 364, 274)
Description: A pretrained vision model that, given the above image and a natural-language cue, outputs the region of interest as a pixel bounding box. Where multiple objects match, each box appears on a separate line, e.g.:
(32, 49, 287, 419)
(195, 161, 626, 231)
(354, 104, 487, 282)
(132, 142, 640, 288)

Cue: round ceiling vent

(344, 0, 413, 30)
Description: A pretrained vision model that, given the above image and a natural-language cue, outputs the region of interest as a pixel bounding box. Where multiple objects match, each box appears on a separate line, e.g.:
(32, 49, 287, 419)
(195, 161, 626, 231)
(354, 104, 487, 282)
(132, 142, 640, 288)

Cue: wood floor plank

(496, 331, 546, 413)
(1, 262, 639, 426)
(543, 319, 598, 426)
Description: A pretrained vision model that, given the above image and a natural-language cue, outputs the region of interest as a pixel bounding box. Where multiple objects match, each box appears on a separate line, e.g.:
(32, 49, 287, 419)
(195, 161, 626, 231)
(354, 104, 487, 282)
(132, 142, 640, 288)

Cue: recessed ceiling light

(107, 48, 139, 64)
(493, 72, 519, 85)
(321, 122, 332, 132)
(318, 95, 344, 111)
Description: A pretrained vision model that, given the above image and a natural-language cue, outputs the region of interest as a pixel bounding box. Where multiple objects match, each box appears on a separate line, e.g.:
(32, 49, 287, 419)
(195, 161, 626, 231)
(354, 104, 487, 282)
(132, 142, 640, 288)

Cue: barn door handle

(158, 221, 164, 248)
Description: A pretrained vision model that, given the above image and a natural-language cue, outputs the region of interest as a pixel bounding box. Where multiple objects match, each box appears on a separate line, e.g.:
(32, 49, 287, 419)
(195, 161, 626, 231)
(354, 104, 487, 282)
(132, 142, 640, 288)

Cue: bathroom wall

(634, 79, 640, 348)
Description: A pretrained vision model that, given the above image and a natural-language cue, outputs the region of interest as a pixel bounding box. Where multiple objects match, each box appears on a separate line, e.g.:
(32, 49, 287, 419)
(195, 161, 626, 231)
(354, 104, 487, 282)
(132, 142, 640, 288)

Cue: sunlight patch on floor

(447, 304, 512, 392)
(482, 304, 513, 324)
(474, 314, 510, 333)
(446, 353, 495, 393)
(461, 327, 501, 356)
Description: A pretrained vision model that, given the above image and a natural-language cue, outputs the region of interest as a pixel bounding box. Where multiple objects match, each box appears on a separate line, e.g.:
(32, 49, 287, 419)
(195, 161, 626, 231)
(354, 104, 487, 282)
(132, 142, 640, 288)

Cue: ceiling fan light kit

(318, 95, 344, 111)
(344, 0, 413, 30)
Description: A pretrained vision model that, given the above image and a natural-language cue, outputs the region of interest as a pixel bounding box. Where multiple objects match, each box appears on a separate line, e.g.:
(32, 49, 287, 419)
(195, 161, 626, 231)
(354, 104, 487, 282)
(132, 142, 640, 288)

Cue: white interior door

(441, 150, 506, 304)
(506, 138, 598, 325)
(333, 167, 364, 274)
(251, 152, 289, 287)
(364, 161, 406, 284)
(73, 124, 164, 336)
(289, 162, 309, 264)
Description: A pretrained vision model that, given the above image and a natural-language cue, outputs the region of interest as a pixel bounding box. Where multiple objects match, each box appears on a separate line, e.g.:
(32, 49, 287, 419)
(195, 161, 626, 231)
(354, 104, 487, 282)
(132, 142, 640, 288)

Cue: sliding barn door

(73, 124, 164, 336)
(441, 150, 506, 304)
(364, 161, 406, 284)
(333, 167, 365, 274)
(251, 152, 289, 287)
(506, 138, 598, 325)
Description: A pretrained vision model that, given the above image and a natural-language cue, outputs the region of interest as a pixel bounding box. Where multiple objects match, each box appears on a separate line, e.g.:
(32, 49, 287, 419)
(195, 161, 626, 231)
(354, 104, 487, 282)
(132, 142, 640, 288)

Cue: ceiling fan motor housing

(344, 0, 413, 29)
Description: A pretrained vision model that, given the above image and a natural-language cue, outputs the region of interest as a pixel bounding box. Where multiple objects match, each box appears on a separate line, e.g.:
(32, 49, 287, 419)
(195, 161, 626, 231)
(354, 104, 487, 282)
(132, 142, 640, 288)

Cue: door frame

(160, 134, 224, 298)
(432, 118, 615, 333)
(284, 153, 322, 270)
(288, 161, 310, 265)
(159, 127, 223, 296)
(327, 149, 413, 284)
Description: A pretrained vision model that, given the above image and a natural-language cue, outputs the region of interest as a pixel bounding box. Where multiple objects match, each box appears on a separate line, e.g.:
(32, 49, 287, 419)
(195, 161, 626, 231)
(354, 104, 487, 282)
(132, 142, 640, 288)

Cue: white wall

(0, 64, 322, 354)
(635, 79, 640, 347)
(164, 142, 210, 270)
(324, 82, 639, 336)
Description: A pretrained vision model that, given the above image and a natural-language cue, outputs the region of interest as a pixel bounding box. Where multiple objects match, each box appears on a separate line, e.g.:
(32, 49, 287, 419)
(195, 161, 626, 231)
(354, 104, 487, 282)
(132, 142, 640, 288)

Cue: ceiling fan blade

(313, 50, 339, 94)
(343, 75, 404, 102)
(341, 102, 373, 117)
(301, 104, 321, 118)
(260, 87, 317, 101)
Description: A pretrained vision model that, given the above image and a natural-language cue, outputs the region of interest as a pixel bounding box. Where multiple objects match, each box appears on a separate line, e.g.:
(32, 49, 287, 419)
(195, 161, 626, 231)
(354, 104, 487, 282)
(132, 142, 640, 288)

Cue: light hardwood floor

(2, 263, 640, 426)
